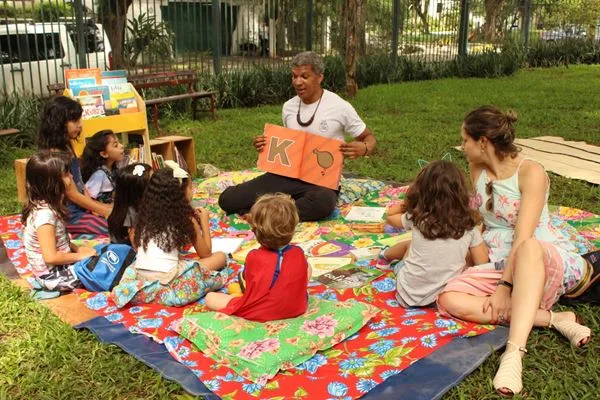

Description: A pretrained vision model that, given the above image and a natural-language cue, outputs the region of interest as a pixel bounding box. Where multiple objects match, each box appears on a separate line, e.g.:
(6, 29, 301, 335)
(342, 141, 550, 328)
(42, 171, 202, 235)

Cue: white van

(0, 21, 112, 97)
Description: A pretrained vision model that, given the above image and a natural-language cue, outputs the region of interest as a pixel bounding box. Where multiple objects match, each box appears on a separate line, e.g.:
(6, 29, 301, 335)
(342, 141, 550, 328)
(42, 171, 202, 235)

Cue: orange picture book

(257, 124, 344, 190)
(64, 68, 101, 87)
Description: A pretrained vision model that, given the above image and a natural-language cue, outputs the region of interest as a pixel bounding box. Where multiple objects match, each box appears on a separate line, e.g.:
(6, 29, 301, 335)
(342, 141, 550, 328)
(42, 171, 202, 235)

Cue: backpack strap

(269, 245, 291, 289)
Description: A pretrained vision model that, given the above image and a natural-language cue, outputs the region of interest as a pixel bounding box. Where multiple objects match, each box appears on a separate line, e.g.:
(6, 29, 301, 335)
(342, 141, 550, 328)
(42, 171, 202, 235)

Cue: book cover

(68, 77, 98, 93)
(307, 256, 354, 278)
(76, 94, 105, 119)
(73, 84, 110, 101)
(101, 70, 127, 79)
(377, 232, 412, 247)
(65, 68, 101, 86)
(317, 264, 384, 289)
(257, 124, 343, 190)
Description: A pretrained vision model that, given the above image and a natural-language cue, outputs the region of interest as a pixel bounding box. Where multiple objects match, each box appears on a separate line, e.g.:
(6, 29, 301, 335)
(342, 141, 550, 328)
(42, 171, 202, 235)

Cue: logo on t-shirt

(319, 119, 329, 133)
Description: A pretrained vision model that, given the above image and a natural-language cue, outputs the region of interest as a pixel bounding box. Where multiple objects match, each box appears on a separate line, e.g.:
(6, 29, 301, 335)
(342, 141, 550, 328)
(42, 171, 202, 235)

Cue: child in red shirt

(206, 193, 310, 322)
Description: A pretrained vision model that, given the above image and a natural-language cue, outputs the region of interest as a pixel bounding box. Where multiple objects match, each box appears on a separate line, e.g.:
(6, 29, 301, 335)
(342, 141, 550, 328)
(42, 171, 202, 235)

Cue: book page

(345, 206, 386, 222)
(212, 238, 245, 254)
(298, 132, 343, 190)
(257, 124, 305, 179)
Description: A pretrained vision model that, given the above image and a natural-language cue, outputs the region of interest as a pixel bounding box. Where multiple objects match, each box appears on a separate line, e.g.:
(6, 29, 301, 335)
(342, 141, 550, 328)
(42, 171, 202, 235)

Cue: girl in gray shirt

(378, 160, 489, 307)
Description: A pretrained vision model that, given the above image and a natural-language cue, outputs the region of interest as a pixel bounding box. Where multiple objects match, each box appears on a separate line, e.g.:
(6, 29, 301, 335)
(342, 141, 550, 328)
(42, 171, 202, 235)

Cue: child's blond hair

(250, 193, 299, 249)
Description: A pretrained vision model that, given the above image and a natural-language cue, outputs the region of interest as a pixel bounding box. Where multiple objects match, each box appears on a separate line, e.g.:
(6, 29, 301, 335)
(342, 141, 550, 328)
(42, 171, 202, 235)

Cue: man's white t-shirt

(282, 89, 366, 141)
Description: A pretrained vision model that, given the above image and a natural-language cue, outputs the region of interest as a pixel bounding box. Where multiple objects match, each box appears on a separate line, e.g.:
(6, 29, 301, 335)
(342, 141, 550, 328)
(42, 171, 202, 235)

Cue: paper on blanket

(345, 206, 386, 222)
(350, 246, 384, 261)
(212, 238, 245, 254)
(257, 124, 343, 190)
(307, 256, 354, 278)
(377, 231, 412, 247)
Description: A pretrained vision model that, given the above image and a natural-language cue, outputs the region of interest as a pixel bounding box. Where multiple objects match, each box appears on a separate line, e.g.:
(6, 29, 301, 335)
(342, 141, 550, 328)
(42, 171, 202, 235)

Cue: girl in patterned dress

(438, 106, 592, 396)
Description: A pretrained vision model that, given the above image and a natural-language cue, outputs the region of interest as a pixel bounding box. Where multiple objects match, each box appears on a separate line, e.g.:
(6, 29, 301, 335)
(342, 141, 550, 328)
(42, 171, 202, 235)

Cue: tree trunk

(414, 0, 430, 34)
(344, 0, 364, 98)
(483, 0, 504, 42)
(98, 0, 132, 70)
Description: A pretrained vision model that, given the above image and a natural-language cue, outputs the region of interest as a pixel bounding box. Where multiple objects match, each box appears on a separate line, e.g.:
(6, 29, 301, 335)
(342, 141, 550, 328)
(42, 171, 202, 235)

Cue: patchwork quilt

(1, 170, 597, 399)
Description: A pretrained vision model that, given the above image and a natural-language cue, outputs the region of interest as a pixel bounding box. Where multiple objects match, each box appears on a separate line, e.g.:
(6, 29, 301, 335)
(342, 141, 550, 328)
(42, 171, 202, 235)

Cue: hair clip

(417, 152, 452, 169)
(132, 165, 145, 176)
(164, 160, 189, 181)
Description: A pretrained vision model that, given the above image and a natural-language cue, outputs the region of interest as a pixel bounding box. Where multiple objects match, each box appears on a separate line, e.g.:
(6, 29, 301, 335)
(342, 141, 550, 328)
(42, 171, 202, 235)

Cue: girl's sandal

(549, 310, 591, 348)
(493, 341, 527, 397)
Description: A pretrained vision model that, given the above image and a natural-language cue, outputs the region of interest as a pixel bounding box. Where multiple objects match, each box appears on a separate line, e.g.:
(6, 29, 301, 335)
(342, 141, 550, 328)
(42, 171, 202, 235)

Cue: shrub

(527, 38, 600, 67)
(0, 94, 44, 148)
(33, 1, 72, 22)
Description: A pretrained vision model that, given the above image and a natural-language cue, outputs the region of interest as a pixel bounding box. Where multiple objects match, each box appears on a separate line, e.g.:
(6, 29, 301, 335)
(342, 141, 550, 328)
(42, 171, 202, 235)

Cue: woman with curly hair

(81, 130, 124, 203)
(377, 159, 489, 307)
(111, 162, 227, 307)
(37, 96, 111, 235)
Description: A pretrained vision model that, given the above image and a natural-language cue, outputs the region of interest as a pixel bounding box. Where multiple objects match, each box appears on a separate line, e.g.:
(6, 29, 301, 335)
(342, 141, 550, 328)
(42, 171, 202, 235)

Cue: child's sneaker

(376, 246, 391, 269)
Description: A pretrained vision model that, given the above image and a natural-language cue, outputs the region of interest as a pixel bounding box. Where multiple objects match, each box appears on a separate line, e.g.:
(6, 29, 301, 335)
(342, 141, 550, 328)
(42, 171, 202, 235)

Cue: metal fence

(0, 0, 598, 97)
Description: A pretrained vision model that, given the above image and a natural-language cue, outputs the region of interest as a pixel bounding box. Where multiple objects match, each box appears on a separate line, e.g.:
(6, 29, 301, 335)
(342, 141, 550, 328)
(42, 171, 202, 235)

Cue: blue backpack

(74, 244, 136, 292)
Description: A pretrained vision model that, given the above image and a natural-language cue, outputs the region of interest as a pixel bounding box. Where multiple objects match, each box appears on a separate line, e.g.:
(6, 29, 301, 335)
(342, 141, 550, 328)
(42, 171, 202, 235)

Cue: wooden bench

(128, 70, 216, 133)
(0, 128, 20, 137)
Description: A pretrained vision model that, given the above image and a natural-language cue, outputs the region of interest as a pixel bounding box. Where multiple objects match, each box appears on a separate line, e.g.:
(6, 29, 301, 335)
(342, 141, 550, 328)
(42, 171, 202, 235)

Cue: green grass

(1, 65, 599, 399)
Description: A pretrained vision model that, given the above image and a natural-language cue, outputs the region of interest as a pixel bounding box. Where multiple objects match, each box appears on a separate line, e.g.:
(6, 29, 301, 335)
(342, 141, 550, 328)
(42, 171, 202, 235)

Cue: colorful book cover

(316, 264, 384, 289)
(101, 70, 127, 79)
(65, 68, 101, 86)
(76, 94, 105, 119)
(73, 84, 110, 101)
(68, 77, 98, 93)
(116, 97, 139, 113)
(307, 257, 354, 278)
(257, 124, 343, 190)
(377, 232, 412, 247)
(108, 82, 134, 95)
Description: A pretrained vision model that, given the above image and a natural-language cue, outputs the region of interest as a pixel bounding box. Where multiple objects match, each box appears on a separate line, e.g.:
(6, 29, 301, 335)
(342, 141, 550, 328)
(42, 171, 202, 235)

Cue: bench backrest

(128, 70, 198, 92)
(46, 70, 199, 95)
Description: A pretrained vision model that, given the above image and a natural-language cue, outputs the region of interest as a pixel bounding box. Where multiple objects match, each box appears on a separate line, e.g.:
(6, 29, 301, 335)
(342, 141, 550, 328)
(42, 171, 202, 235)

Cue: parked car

(0, 21, 111, 97)
(540, 25, 587, 42)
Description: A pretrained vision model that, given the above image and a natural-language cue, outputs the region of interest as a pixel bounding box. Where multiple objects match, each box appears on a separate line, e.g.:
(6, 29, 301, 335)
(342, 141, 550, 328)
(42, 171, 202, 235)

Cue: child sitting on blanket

(107, 163, 152, 245)
(206, 193, 311, 322)
(110, 162, 227, 307)
(22, 151, 97, 292)
(81, 130, 125, 203)
(377, 160, 489, 307)
(37, 96, 112, 235)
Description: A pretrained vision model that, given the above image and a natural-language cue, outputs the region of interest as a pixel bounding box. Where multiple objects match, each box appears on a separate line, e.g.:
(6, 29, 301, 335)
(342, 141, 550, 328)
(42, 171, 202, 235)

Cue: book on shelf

(76, 94, 105, 119)
(72, 84, 110, 101)
(65, 68, 101, 86)
(173, 146, 189, 171)
(101, 70, 128, 85)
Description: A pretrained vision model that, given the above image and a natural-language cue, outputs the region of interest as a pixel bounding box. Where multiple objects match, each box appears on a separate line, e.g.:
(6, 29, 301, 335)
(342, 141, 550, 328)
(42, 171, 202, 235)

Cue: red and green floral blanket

(2, 171, 597, 399)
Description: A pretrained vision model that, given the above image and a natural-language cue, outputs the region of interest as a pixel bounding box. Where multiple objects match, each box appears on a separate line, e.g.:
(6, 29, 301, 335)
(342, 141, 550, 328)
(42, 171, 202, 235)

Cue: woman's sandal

(493, 340, 527, 397)
(549, 310, 591, 347)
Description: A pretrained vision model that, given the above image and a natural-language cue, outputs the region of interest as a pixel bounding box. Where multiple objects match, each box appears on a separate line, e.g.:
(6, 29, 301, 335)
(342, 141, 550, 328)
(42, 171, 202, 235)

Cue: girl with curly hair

(377, 160, 489, 308)
(37, 96, 111, 235)
(107, 163, 152, 245)
(22, 151, 96, 292)
(81, 130, 125, 203)
(205, 193, 310, 322)
(111, 162, 227, 307)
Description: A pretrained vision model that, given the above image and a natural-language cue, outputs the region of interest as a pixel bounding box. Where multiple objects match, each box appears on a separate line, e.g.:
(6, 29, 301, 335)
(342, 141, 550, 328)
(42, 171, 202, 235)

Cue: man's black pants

(218, 173, 337, 222)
